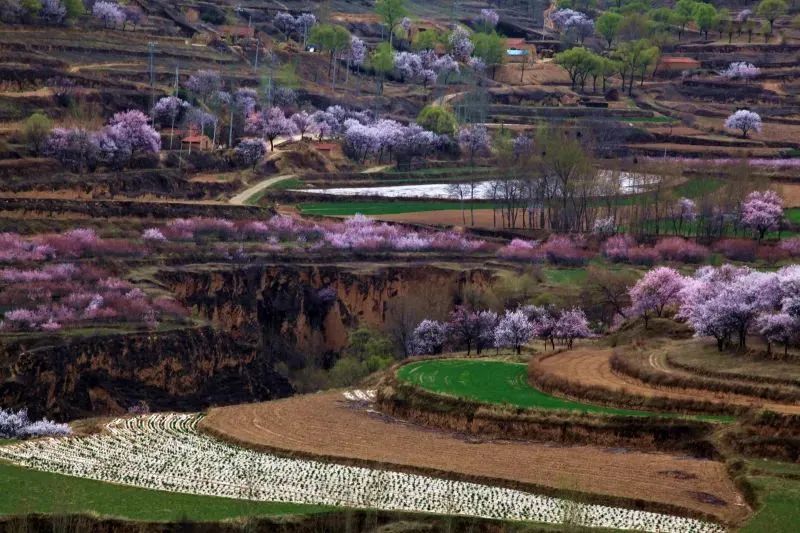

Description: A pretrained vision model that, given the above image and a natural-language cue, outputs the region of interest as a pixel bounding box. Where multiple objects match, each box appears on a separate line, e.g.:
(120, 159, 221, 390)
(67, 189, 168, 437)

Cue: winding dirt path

(536, 348, 800, 414)
(228, 174, 295, 205)
(67, 61, 139, 73)
(202, 392, 749, 524)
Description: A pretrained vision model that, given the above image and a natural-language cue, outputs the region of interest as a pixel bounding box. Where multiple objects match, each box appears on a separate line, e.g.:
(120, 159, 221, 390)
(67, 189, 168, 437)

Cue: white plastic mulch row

(295, 171, 659, 200)
(342, 389, 376, 402)
(0, 413, 725, 533)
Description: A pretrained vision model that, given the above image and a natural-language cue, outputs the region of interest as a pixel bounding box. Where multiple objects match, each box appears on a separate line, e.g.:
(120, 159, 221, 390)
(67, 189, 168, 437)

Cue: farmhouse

(181, 133, 213, 152)
(313, 142, 337, 154)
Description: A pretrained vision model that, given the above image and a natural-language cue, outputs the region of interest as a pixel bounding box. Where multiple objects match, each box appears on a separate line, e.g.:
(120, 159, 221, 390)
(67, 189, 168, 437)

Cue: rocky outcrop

(0, 326, 290, 420)
(160, 263, 495, 365)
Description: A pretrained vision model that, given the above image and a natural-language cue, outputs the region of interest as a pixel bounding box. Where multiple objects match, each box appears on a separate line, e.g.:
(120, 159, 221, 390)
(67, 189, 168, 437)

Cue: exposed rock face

(0, 326, 291, 420)
(161, 263, 494, 366)
(0, 262, 491, 420)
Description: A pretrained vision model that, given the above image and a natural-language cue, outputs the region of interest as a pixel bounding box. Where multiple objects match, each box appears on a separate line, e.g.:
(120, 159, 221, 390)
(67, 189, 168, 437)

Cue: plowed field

(534, 348, 800, 415)
(201, 392, 749, 523)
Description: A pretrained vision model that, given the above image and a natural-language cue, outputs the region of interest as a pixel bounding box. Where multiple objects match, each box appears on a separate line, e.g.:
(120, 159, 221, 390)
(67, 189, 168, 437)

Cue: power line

(148, 41, 158, 114)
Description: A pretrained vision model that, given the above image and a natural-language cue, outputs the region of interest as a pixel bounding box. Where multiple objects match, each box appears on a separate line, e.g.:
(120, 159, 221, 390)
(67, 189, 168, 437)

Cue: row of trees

(0, 0, 82, 25)
(410, 304, 592, 356)
(555, 41, 658, 95)
(629, 264, 800, 356)
(438, 118, 785, 235)
(558, 0, 788, 47)
(44, 110, 160, 172)
(0, 0, 143, 28)
(552, 0, 789, 93)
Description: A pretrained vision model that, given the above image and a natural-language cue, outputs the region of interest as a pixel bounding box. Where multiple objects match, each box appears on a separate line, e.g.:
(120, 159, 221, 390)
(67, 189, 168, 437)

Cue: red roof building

(181, 134, 213, 151)
(314, 142, 337, 153)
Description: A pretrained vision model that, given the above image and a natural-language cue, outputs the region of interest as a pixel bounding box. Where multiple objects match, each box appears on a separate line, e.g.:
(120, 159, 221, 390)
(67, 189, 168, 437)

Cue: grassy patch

(786, 208, 800, 225)
(741, 475, 800, 533)
(664, 339, 800, 385)
(541, 267, 588, 285)
(385, 166, 494, 176)
(0, 462, 329, 521)
(299, 201, 495, 216)
(749, 459, 800, 478)
(267, 177, 304, 190)
(398, 359, 675, 418)
(672, 177, 724, 198)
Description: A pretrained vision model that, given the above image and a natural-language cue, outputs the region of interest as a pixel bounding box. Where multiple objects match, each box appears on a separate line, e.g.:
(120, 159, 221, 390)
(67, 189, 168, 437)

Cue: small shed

(314, 142, 337, 154)
(181, 134, 213, 152)
(505, 38, 537, 62)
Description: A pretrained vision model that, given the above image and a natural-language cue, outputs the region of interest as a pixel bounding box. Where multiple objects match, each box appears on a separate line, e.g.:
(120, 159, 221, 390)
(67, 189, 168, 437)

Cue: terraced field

(0, 462, 323, 522)
(536, 348, 800, 415)
(0, 413, 727, 532)
(202, 392, 747, 524)
(397, 359, 708, 419)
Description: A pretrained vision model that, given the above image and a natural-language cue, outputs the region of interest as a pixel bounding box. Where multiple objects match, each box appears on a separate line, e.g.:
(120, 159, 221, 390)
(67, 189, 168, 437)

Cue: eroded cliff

(0, 326, 290, 420)
(160, 262, 495, 366)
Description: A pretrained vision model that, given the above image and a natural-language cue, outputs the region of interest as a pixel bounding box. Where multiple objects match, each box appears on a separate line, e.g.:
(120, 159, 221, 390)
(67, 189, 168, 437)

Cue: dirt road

(228, 174, 295, 205)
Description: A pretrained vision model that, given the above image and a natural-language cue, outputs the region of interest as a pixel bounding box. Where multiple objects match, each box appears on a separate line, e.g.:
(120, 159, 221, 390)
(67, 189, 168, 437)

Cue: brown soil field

(201, 392, 749, 524)
(494, 62, 571, 86)
(376, 209, 501, 228)
(536, 347, 800, 415)
(777, 182, 800, 207)
(628, 143, 783, 157)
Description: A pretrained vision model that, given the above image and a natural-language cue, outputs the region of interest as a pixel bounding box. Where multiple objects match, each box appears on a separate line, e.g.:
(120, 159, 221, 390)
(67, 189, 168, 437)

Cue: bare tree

(385, 295, 428, 357)
(447, 182, 470, 225)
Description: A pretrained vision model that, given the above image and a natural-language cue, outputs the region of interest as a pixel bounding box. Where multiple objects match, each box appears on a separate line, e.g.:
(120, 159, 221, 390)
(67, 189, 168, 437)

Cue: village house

(181, 132, 213, 152)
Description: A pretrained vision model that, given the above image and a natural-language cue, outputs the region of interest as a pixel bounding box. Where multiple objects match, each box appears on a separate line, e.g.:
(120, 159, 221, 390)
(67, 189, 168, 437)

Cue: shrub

(142, 228, 166, 241)
(497, 239, 543, 261)
(654, 237, 709, 263)
(601, 235, 635, 263)
(757, 245, 790, 265)
(22, 113, 52, 155)
(417, 106, 458, 136)
(543, 235, 589, 266)
(714, 238, 758, 262)
(627, 247, 660, 266)
(778, 237, 800, 257)
(592, 216, 615, 237)
(0, 408, 71, 438)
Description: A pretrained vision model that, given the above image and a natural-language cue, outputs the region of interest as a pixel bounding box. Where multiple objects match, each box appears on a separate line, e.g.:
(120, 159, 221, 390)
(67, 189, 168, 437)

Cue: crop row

(0, 413, 724, 532)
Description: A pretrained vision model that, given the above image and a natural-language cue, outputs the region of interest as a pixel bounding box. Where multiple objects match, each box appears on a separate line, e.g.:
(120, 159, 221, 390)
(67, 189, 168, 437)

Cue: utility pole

(254, 38, 260, 71)
(148, 41, 157, 115)
(451, 0, 459, 25)
(173, 64, 179, 95)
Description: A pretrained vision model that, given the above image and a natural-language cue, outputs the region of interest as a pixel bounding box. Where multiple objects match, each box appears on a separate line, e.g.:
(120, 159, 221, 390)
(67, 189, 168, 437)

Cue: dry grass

(493, 62, 571, 86)
(201, 391, 749, 523)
